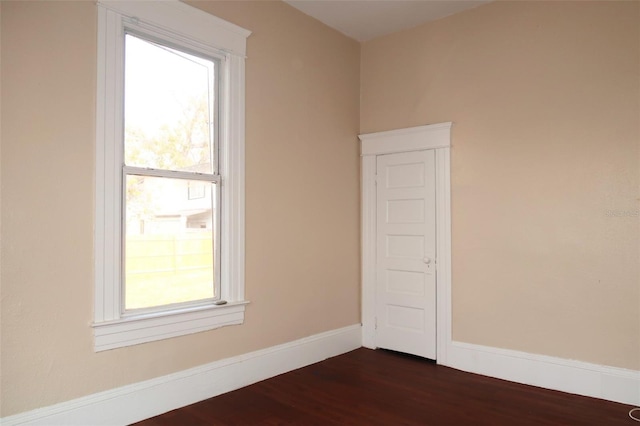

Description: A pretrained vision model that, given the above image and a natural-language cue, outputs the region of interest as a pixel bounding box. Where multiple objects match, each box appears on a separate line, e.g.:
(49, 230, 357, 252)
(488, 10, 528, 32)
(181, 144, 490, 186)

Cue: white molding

(360, 155, 377, 349)
(97, 1, 250, 57)
(93, 2, 250, 350)
(221, 53, 247, 303)
(434, 147, 452, 365)
(359, 122, 452, 363)
(95, 3, 125, 323)
(93, 302, 248, 352)
(1, 325, 362, 426)
(445, 341, 640, 406)
(360, 122, 452, 156)
(4, 324, 637, 425)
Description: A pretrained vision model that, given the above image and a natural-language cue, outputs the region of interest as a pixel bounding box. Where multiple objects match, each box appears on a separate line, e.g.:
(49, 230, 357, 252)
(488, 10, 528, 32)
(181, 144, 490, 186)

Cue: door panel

(386, 270, 425, 295)
(387, 199, 425, 224)
(376, 150, 436, 359)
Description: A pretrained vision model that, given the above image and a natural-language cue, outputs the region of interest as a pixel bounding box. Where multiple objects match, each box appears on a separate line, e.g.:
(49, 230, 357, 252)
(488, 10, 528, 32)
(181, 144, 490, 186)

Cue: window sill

(92, 301, 249, 351)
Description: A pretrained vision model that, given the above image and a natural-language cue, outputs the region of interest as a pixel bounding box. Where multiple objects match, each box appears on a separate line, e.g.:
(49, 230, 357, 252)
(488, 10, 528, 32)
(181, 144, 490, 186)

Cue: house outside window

(93, 1, 250, 351)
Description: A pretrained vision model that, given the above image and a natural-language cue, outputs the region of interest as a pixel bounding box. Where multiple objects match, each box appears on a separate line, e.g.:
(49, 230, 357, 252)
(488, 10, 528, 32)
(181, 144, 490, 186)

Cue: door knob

(423, 257, 431, 264)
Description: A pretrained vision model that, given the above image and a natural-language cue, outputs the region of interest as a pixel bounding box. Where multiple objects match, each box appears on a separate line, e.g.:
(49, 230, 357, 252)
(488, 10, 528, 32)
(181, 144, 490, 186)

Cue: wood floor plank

(133, 348, 634, 425)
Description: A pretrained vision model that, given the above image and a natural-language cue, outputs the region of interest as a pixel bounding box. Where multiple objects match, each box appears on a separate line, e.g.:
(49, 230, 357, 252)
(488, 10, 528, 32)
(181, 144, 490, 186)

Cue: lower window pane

(125, 175, 217, 310)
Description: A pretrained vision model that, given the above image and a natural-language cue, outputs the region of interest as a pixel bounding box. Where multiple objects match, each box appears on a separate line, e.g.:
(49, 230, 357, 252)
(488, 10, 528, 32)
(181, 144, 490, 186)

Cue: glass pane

(124, 175, 217, 310)
(124, 33, 216, 173)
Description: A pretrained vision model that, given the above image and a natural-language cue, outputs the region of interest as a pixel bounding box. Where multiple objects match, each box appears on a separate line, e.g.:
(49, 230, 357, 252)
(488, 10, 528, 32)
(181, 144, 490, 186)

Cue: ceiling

(284, 0, 490, 42)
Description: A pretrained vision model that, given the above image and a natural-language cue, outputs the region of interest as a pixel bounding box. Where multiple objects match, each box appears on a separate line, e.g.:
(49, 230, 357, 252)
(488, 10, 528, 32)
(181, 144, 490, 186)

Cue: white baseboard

(5, 327, 636, 425)
(1, 324, 362, 426)
(445, 340, 640, 406)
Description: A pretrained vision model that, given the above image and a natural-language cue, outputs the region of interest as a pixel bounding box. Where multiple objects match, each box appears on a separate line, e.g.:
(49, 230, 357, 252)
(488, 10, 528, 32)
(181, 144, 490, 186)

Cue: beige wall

(2, 0, 639, 418)
(0, 1, 360, 416)
(361, 0, 640, 370)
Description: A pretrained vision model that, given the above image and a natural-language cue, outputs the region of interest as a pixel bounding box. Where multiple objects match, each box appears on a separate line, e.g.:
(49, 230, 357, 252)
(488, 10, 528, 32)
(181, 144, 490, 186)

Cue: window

(93, 1, 250, 351)
(123, 33, 220, 311)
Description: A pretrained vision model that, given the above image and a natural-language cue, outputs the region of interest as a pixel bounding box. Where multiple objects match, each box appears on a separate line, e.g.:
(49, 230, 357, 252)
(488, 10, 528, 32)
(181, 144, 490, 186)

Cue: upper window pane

(124, 33, 217, 174)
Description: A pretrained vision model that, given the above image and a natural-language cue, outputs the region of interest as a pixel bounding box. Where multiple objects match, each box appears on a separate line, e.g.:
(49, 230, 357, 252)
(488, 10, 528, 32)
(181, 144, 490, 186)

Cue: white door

(375, 150, 436, 359)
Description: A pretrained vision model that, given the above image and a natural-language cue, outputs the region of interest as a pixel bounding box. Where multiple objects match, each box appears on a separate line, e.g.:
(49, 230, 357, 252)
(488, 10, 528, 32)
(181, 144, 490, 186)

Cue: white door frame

(360, 122, 452, 364)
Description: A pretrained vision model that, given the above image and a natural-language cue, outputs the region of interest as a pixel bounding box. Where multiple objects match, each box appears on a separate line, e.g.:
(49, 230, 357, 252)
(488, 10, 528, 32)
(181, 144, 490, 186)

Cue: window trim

(94, 0, 250, 352)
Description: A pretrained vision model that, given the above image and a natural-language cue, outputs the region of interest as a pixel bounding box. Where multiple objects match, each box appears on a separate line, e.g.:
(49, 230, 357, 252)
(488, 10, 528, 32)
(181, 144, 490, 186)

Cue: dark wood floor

(134, 348, 634, 425)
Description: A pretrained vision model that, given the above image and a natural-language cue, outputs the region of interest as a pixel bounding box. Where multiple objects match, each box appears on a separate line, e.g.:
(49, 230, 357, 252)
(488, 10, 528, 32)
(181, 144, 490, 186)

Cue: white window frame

(93, 0, 250, 352)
